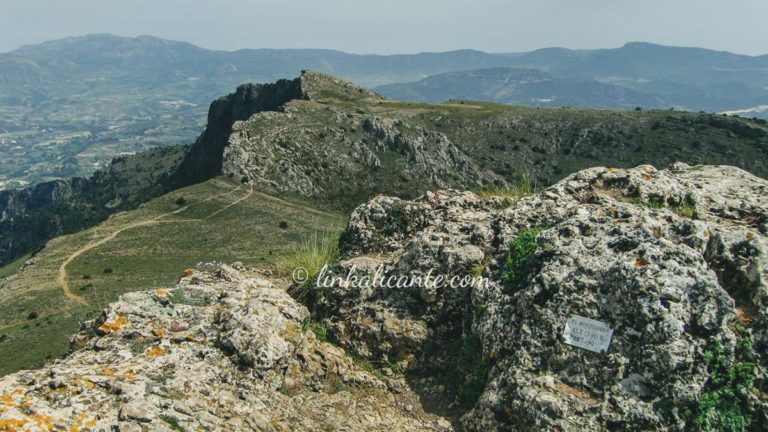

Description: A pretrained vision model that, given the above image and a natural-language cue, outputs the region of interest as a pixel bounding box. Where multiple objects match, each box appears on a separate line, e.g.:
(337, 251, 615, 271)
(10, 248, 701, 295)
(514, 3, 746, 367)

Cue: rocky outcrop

(1, 164, 767, 431)
(222, 107, 495, 202)
(0, 266, 449, 431)
(175, 76, 307, 185)
(310, 163, 768, 430)
(0, 72, 314, 267)
(0, 71, 385, 266)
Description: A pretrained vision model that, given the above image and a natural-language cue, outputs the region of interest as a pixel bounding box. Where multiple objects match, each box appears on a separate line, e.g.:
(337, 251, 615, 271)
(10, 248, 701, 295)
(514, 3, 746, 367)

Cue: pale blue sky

(1, 0, 766, 55)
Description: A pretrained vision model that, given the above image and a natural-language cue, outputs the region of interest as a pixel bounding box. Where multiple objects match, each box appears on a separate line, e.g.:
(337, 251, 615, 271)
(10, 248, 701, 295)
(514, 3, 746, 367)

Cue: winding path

(57, 185, 246, 306)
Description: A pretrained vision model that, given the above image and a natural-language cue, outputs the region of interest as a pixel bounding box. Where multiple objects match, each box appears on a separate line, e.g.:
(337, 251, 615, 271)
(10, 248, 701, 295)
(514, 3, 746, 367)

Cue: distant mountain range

(0, 34, 766, 190)
(375, 43, 768, 112)
(374, 67, 666, 109)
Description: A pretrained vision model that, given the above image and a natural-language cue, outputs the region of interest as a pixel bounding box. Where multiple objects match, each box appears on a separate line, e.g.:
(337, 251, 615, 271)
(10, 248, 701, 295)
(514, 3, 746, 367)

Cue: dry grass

(276, 231, 340, 297)
(476, 173, 535, 206)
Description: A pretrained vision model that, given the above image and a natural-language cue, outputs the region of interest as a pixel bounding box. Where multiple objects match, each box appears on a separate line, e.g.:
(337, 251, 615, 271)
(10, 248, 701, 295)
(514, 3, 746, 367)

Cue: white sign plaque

(563, 314, 614, 353)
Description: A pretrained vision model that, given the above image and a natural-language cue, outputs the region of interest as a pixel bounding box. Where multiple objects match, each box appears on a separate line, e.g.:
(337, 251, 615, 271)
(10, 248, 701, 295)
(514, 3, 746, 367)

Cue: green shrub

(503, 228, 546, 285)
(159, 414, 186, 432)
(646, 196, 666, 209)
(676, 205, 696, 219)
(684, 339, 756, 431)
(175, 196, 187, 206)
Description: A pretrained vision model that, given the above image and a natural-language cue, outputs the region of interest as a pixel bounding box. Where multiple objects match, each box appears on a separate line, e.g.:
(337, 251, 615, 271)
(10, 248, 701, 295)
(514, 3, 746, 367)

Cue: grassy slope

(0, 254, 30, 279)
(0, 177, 345, 375)
(374, 101, 768, 181)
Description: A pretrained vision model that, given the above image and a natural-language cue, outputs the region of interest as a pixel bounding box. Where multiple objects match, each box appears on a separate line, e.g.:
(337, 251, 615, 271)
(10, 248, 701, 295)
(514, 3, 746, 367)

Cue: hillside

(0, 164, 766, 430)
(1, 35, 767, 190)
(2, 70, 768, 266)
(0, 177, 345, 375)
(500, 42, 768, 112)
(2, 71, 768, 377)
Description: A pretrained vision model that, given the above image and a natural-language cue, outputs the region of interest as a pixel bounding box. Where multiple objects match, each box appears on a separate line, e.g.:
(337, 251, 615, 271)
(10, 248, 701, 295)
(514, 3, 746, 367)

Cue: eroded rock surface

(0, 266, 449, 431)
(311, 163, 768, 431)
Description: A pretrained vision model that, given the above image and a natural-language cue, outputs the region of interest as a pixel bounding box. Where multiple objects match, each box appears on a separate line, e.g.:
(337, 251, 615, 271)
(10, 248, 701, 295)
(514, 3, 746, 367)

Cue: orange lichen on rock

(641, 174, 652, 181)
(121, 370, 136, 381)
(74, 377, 94, 389)
(69, 412, 97, 431)
(180, 269, 195, 278)
(634, 258, 650, 268)
(0, 395, 14, 408)
(0, 417, 30, 430)
(30, 413, 53, 430)
(152, 327, 166, 338)
(0, 389, 23, 408)
(100, 367, 114, 377)
(144, 346, 166, 357)
(97, 315, 128, 335)
(154, 289, 170, 297)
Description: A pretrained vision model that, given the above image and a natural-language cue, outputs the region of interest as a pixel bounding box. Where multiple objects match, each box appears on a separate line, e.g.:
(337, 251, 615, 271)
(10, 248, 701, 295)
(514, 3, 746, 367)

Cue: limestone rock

(0, 266, 448, 431)
(310, 164, 768, 431)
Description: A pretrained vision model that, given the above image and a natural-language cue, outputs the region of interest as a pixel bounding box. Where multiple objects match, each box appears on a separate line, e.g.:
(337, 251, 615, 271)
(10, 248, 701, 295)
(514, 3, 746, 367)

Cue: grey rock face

(222, 107, 495, 199)
(311, 164, 768, 430)
(0, 266, 449, 431)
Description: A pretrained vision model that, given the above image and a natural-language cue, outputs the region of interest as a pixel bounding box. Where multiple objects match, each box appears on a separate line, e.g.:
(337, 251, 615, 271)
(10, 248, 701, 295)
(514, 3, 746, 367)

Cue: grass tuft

(676, 205, 696, 219)
(302, 318, 329, 342)
(476, 173, 535, 207)
(159, 414, 187, 432)
(276, 231, 339, 297)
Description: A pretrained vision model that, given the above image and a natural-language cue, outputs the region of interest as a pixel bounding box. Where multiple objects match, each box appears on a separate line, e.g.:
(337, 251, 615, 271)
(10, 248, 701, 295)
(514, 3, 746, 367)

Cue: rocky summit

(1, 163, 767, 431)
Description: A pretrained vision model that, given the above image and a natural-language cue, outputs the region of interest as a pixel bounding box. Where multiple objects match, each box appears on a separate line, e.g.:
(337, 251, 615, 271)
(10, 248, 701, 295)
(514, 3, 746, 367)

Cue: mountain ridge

(2, 70, 768, 268)
(2, 34, 768, 192)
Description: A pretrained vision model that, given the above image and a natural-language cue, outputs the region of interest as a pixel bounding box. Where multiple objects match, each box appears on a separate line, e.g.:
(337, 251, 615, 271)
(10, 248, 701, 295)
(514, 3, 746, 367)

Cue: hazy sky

(1, 0, 766, 55)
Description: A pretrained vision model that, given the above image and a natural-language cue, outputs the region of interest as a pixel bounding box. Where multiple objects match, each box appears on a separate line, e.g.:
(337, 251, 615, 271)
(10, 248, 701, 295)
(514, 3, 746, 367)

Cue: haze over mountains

(0, 41, 768, 428)
(0, 34, 767, 190)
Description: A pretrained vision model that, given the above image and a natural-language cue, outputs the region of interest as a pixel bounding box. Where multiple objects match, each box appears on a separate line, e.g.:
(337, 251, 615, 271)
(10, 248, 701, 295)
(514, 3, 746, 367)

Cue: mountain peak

(621, 41, 663, 50)
(299, 69, 383, 101)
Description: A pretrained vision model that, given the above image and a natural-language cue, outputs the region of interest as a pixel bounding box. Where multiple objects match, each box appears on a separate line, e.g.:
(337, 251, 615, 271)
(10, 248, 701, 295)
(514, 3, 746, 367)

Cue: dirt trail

(251, 191, 339, 218)
(205, 187, 254, 219)
(57, 185, 243, 306)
